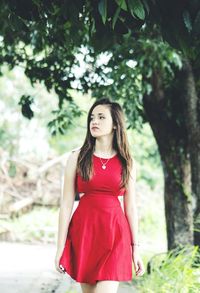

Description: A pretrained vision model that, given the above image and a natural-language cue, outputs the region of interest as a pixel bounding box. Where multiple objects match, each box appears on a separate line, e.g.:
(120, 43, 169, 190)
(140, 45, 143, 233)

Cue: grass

(132, 245, 200, 293)
(1, 205, 59, 244)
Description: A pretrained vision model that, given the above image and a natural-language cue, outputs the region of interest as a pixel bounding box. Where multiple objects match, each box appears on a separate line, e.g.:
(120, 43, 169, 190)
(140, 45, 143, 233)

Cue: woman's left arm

(123, 159, 139, 249)
(123, 159, 145, 277)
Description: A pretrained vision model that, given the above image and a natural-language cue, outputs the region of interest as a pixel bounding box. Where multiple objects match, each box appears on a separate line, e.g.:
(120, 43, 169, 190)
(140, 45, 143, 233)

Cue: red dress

(59, 153, 133, 284)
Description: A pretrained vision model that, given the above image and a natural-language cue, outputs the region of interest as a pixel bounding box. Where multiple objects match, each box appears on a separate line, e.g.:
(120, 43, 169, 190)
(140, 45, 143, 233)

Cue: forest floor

(0, 241, 137, 293)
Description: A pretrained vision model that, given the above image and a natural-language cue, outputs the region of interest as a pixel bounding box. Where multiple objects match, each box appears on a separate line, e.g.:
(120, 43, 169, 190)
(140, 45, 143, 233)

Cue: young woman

(55, 97, 145, 293)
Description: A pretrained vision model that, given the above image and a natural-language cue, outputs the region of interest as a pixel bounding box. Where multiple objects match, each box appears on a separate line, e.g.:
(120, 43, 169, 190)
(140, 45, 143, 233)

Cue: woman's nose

(91, 118, 98, 124)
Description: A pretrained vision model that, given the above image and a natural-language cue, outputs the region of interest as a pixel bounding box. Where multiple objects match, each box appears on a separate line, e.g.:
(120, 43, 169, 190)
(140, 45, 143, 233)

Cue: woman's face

(89, 105, 115, 137)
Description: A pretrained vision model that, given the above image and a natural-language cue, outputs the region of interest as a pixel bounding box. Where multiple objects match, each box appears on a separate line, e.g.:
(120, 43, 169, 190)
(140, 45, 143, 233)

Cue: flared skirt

(59, 194, 133, 284)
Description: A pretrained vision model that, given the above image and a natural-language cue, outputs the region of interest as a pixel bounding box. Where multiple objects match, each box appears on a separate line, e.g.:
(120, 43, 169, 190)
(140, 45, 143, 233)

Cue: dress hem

(62, 270, 133, 285)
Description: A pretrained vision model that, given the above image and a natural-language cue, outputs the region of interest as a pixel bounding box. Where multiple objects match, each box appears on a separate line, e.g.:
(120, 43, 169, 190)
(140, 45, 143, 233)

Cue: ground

(0, 242, 137, 293)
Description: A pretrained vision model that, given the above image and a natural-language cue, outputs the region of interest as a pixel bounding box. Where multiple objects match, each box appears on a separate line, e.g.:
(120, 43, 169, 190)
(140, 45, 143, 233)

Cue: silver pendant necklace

(100, 157, 111, 170)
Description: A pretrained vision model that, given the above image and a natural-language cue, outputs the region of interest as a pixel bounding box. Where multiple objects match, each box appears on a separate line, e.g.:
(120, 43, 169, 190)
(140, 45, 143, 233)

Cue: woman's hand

(55, 247, 65, 274)
(132, 248, 145, 277)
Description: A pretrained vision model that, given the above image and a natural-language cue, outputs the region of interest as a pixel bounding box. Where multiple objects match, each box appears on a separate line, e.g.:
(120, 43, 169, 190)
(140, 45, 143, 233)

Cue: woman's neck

(94, 147, 116, 157)
(94, 137, 117, 157)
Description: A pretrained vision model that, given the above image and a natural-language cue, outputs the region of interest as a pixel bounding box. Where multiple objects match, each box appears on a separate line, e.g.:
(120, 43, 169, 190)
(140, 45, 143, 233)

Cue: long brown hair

(76, 97, 134, 190)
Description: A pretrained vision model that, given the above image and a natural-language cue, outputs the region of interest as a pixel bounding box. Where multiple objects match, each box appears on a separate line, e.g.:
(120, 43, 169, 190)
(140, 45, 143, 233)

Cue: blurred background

(0, 1, 199, 292)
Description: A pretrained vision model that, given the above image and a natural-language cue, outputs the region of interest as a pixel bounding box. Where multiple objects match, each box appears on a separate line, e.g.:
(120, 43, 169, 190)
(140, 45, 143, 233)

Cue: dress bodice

(75, 154, 126, 197)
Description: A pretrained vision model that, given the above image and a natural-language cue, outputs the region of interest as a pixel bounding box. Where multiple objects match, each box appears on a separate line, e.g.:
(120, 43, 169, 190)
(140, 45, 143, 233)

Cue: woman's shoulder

(64, 147, 81, 173)
(70, 146, 81, 161)
(71, 146, 81, 154)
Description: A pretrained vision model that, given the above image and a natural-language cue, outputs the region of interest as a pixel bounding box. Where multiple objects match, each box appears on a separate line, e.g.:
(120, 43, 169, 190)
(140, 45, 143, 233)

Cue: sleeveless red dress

(59, 153, 133, 284)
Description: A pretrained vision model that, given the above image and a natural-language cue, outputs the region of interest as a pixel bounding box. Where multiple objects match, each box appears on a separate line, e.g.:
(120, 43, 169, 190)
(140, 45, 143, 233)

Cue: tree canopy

(0, 1, 199, 134)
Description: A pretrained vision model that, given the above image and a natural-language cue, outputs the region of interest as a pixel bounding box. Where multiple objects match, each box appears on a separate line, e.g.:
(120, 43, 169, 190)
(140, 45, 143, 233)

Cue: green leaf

(141, 0, 149, 15)
(98, 0, 107, 24)
(115, 0, 127, 11)
(183, 10, 192, 33)
(112, 6, 121, 29)
(127, 0, 145, 20)
(18, 95, 34, 119)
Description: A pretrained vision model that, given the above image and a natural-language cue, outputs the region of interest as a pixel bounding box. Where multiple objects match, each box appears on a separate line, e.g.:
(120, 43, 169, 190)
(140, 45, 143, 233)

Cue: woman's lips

(92, 127, 99, 130)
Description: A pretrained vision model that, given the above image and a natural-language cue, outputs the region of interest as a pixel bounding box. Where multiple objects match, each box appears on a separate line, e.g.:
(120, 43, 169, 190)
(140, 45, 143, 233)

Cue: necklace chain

(99, 157, 111, 170)
(94, 151, 116, 170)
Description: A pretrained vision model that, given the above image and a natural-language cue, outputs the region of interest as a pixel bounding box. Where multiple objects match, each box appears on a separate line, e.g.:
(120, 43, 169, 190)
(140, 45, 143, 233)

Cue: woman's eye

(90, 117, 105, 120)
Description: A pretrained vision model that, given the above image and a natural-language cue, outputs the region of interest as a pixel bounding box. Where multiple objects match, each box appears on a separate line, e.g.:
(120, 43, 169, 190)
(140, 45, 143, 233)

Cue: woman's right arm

(55, 150, 79, 272)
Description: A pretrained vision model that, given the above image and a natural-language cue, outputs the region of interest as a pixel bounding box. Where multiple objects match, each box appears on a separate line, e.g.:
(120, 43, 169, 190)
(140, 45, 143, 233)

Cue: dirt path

(0, 242, 137, 293)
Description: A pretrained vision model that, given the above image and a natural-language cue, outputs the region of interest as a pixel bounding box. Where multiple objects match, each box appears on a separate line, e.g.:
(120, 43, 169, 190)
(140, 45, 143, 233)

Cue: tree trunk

(143, 69, 194, 250)
(162, 147, 193, 249)
(181, 58, 200, 246)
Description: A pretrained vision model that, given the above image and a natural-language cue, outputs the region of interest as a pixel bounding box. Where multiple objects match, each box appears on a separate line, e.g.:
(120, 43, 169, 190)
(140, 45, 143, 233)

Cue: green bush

(134, 245, 200, 293)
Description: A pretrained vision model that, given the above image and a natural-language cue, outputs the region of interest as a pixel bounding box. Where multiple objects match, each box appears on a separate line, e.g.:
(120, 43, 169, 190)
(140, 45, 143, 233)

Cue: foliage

(134, 245, 200, 293)
(80, 27, 183, 131)
(47, 99, 83, 136)
(96, 0, 200, 56)
(0, 0, 199, 133)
